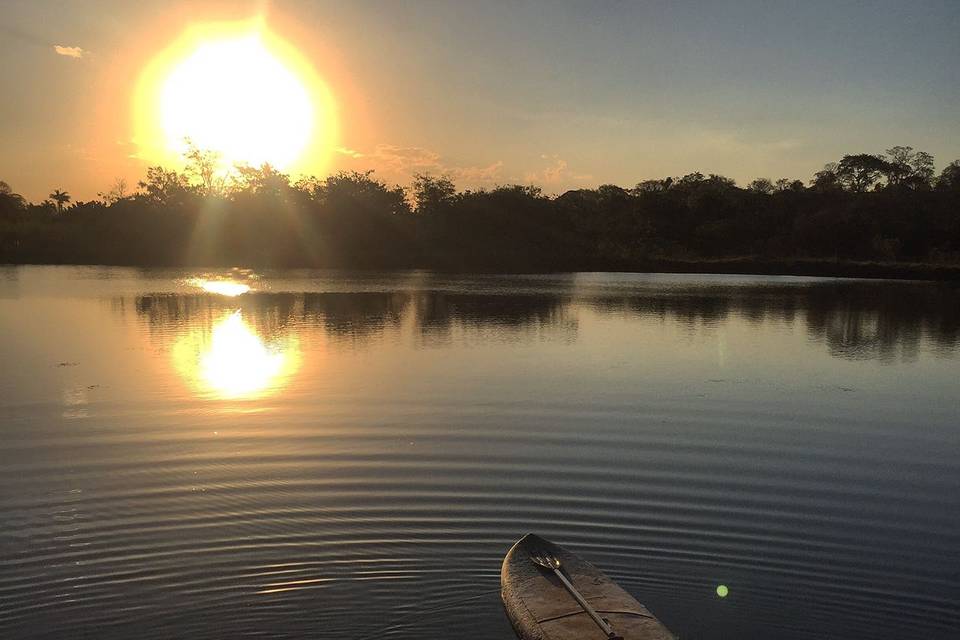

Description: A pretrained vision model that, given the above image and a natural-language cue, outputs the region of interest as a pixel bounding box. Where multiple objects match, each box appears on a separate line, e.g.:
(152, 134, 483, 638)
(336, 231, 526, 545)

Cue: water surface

(1, 266, 958, 639)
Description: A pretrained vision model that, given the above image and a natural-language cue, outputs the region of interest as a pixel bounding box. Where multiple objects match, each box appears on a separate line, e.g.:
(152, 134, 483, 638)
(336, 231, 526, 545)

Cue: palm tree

(50, 189, 71, 214)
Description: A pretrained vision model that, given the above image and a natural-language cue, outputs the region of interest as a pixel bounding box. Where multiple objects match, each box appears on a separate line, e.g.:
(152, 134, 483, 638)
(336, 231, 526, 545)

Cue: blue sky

(1, 0, 958, 200)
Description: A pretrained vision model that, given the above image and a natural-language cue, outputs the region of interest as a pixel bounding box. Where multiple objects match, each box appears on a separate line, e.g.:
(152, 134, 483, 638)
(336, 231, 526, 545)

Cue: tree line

(1, 145, 959, 275)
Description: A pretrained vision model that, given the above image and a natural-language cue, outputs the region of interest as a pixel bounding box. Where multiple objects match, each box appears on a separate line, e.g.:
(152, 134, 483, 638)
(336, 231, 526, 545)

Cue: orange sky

(2, 1, 958, 201)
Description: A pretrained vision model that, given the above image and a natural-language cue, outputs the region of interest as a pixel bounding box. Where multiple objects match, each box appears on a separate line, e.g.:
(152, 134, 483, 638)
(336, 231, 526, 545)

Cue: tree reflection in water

(126, 277, 960, 399)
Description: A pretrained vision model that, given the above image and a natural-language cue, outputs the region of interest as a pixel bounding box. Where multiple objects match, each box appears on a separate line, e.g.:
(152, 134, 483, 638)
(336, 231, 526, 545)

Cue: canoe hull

(501, 534, 675, 640)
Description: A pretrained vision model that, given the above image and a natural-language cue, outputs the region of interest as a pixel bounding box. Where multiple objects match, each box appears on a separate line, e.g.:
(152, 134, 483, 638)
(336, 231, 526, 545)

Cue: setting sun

(134, 21, 337, 173)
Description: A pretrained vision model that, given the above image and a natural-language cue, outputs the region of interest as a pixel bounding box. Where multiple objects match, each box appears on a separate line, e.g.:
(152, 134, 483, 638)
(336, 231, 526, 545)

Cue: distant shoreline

(5, 258, 959, 282)
(5, 153, 960, 282)
(602, 258, 960, 282)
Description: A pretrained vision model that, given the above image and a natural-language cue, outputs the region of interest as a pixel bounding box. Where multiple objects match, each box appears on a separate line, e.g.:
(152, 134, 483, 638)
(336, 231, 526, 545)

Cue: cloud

(369, 145, 444, 172)
(53, 45, 85, 59)
(697, 130, 804, 153)
(450, 161, 504, 183)
(339, 143, 503, 188)
(524, 155, 593, 187)
(335, 146, 363, 159)
(337, 145, 594, 192)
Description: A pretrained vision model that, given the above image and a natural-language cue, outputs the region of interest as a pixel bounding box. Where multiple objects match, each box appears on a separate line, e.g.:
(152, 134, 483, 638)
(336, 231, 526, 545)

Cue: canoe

(501, 534, 675, 640)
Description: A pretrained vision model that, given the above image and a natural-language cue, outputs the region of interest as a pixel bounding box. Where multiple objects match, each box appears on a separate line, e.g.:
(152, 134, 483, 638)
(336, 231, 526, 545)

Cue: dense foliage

(2, 146, 959, 273)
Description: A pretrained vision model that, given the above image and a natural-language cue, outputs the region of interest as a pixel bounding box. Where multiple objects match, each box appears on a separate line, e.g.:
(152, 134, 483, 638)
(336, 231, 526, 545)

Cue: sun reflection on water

(187, 276, 253, 297)
(173, 310, 299, 399)
(199, 280, 251, 297)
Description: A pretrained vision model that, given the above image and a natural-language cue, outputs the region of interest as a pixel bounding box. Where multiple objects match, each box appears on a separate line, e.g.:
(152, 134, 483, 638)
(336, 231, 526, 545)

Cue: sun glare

(135, 21, 337, 173)
(173, 310, 299, 400)
(194, 279, 251, 297)
(200, 311, 287, 397)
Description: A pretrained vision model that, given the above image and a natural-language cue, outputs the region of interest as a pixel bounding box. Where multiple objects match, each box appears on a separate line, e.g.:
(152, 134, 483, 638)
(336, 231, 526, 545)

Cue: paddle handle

(551, 567, 618, 638)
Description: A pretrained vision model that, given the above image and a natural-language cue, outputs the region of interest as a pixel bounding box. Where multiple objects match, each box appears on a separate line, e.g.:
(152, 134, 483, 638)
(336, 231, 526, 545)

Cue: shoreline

(4, 258, 960, 282)
(604, 258, 960, 282)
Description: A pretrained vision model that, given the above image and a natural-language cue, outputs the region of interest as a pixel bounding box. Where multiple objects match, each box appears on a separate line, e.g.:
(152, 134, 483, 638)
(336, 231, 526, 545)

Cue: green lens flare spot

(716, 584, 729, 598)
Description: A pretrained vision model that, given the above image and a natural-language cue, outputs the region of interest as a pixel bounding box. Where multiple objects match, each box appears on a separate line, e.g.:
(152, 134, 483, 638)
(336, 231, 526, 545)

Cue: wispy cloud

(451, 161, 504, 183)
(695, 130, 804, 154)
(337, 144, 595, 191)
(524, 155, 593, 187)
(0, 25, 47, 46)
(369, 145, 444, 173)
(1, 26, 89, 59)
(339, 143, 504, 188)
(334, 146, 363, 159)
(53, 45, 85, 59)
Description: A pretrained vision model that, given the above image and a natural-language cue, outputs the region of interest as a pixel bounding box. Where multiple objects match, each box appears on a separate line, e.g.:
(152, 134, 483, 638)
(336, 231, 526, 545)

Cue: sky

(1, 0, 958, 201)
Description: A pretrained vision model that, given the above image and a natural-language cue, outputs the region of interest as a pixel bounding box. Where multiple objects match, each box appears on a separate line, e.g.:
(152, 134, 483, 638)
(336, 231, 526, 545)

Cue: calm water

(1, 266, 959, 640)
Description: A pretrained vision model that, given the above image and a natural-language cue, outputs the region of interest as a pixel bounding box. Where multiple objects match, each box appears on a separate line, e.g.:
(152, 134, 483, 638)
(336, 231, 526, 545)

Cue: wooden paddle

(530, 551, 624, 640)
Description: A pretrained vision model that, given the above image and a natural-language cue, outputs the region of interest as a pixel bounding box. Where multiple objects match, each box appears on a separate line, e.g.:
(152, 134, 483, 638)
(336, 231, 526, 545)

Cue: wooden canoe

(501, 534, 675, 640)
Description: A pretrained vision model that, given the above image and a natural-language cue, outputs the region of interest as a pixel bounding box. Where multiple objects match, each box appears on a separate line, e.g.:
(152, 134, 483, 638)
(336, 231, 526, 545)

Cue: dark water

(1, 266, 958, 640)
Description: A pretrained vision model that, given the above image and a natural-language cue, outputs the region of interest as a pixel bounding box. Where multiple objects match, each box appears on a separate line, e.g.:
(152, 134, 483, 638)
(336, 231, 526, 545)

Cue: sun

(160, 35, 312, 168)
(134, 21, 337, 173)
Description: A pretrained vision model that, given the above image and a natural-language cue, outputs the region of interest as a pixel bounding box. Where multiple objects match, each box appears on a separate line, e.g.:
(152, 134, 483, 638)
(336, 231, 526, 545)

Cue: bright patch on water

(196, 280, 251, 296)
(172, 310, 299, 399)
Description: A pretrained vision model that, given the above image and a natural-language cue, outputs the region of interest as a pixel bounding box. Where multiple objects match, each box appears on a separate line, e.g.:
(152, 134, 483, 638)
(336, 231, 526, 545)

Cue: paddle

(530, 551, 624, 640)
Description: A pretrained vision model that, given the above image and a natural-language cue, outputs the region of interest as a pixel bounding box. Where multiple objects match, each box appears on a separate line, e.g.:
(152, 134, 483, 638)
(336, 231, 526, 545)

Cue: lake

(1, 265, 958, 639)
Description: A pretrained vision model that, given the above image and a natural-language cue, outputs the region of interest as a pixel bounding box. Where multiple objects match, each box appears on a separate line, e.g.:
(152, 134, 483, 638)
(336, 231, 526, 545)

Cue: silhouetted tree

(413, 174, 456, 215)
(49, 189, 70, 213)
(98, 178, 129, 204)
(810, 163, 841, 192)
(183, 139, 223, 197)
(748, 178, 774, 194)
(232, 163, 290, 196)
(0, 181, 26, 221)
(884, 146, 935, 190)
(310, 171, 412, 267)
(633, 177, 673, 193)
(137, 166, 198, 207)
(936, 160, 960, 191)
(0, 181, 24, 206)
(836, 154, 890, 192)
(318, 171, 408, 216)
